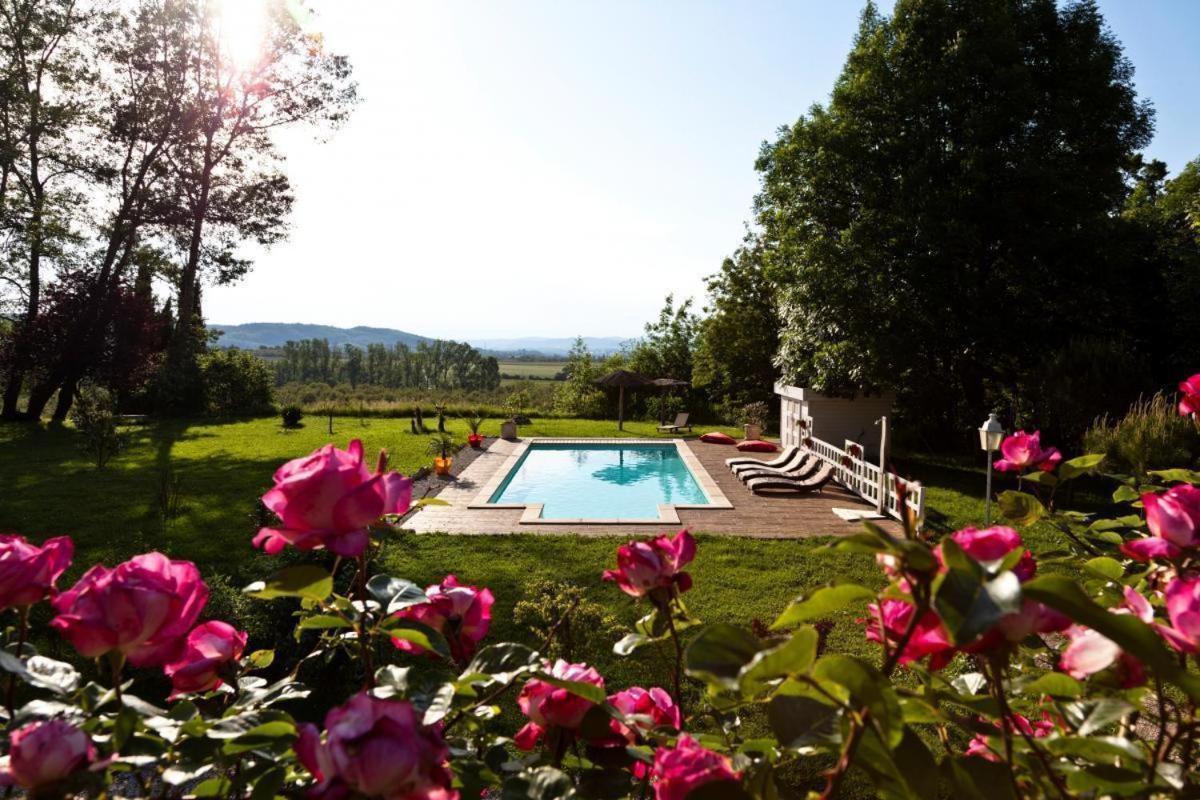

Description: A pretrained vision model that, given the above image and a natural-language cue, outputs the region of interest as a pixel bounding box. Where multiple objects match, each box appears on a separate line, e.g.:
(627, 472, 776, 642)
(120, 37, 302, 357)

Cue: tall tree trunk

(51, 376, 77, 422)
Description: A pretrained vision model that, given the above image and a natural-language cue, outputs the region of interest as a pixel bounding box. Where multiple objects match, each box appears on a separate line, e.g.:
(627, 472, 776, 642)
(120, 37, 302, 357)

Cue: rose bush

(9, 408, 1200, 797)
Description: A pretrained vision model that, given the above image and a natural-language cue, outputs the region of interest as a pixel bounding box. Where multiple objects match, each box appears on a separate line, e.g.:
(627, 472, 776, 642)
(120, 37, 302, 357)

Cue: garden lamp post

(979, 413, 1005, 525)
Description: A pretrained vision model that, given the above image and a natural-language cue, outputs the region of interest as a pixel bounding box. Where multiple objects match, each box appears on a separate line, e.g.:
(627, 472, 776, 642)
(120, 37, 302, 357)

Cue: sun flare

(211, 0, 269, 71)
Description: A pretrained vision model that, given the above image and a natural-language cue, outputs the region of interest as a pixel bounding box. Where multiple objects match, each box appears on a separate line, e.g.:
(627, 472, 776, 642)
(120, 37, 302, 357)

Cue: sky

(205, 0, 1200, 341)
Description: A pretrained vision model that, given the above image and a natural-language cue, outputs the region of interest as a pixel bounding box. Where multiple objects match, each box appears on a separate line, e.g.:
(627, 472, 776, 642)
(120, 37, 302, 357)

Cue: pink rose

(1179, 374, 1200, 417)
(0, 719, 95, 791)
(603, 530, 695, 599)
(966, 713, 1056, 762)
(864, 599, 956, 669)
(944, 526, 1036, 581)
(254, 440, 412, 558)
(603, 686, 681, 745)
(650, 735, 741, 800)
(1158, 576, 1200, 653)
(1060, 587, 1150, 687)
(0, 534, 73, 610)
(391, 575, 494, 664)
(514, 659, 605, 750)
(993, 430, 1062, 473)
(163, 621, 248, 698)
(294, 693, 457, 800)
(51, 552, 208, 667)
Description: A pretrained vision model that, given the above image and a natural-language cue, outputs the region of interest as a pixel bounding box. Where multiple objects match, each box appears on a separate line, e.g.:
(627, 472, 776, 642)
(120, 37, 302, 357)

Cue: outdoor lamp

(979, 413, 1005, 525)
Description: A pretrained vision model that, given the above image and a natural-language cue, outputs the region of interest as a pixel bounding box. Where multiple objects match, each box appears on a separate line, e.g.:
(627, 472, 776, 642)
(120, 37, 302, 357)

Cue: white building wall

(774, 383, 895, 459)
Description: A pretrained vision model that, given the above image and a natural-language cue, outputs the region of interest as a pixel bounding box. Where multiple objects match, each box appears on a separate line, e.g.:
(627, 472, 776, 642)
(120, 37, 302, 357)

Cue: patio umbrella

(651, 377, 690, 425)
(595, 369, 651, 431)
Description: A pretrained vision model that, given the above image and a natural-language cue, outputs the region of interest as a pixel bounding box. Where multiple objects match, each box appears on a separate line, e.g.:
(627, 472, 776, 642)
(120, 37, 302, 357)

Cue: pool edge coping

(467, 438, 732, 524)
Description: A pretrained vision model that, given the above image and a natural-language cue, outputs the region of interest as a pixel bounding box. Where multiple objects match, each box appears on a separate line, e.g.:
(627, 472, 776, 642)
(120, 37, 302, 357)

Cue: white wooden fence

(800, 425, 925, 527)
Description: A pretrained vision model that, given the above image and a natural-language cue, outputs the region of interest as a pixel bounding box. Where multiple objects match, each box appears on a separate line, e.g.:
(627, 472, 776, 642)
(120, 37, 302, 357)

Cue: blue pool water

(490, 443, 709, 519)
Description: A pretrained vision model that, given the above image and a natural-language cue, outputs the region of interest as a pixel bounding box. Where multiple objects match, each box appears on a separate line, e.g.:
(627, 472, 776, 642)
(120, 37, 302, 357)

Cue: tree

(692, 236, 780, 412)
(756, 0, 1157, 432)
(0, 0, 97, 418)
(627, 294, 698, 382)
(158, 0, 356, 411)
(552, 337, 606, 417)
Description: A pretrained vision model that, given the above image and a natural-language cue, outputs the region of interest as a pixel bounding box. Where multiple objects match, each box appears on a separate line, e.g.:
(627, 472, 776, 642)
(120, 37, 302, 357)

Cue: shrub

(199, 349, 275, 416)
(512, 579, 624, 665)
(69, 384, 123, 469)
(1083, 393, 1200, 476)
(739, 400, 770, 429)
(280, 404, 304, 428)
(551, 381, 606, 417)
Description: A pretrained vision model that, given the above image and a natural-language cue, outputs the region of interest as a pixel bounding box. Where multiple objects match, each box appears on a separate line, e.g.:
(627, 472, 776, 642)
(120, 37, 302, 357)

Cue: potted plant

(500, 397, 521, 441)
(427, 433, 456, 476)
(741, 401, 769, 441)
(467, 413, 485, 449)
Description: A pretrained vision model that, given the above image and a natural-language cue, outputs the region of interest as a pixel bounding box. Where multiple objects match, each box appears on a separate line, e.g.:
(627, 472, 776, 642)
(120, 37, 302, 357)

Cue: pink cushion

(736, 439, 778, 453)
(699, 431, 736, 445)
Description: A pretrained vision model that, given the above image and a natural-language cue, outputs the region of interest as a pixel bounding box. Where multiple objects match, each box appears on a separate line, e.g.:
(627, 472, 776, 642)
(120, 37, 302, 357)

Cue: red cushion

(736, 439, 778, 453)
(699, 431, 736, 445)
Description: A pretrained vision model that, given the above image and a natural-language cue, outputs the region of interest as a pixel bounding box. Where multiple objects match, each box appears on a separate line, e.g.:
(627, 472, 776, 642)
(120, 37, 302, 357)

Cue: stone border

(468, 438, 732, 525)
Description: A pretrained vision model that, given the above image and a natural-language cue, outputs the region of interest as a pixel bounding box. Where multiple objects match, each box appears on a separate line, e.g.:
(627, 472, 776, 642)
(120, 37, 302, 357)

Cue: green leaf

(812, 655, 904, 747)
(739, 627, 819, 692)
(684, 623, 762, 690)
(1023, 576, 1200, 702)
(1148, 469, 1200, 485)
(771, 584, 875, 630)
(942, 755, 1017, 800)
(767, 695, 838, 749)
(934, 538, 1022, 645)
(373, 665, 411, 699)
(997, 490, 1046, 526)
(1019, 672, 1083, 698)
(1021, 470, 1058, 487)
(1060, 454, 1105, 480)
(366, 575, 429, 613)
(501, 767, 577, 799)
(613, 633, 658, 656)
(1083, 557, 1125, 581)
(1045, 735, 1145, 766)
(245, 650, 274, 670)
(1112, 485, 1140, 503)
(463, 643, 540, 685)
(413, 497, 451, 507)
(297, 614, 353, 631)
(244, 566, 332, 602)
(387, 620, 451, 660)
(222, 720, 297, 755)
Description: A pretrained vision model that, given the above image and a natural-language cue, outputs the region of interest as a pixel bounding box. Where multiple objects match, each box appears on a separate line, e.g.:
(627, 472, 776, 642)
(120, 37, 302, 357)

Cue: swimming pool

(479, 440, 729, 523)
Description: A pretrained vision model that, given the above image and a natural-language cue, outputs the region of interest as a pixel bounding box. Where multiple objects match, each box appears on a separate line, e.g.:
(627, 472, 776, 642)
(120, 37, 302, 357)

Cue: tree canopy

(754, 0, 1187, 433)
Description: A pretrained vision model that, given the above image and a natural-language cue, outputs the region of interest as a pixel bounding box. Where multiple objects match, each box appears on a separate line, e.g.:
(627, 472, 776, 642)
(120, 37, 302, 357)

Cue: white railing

(801, 434, 925, 527)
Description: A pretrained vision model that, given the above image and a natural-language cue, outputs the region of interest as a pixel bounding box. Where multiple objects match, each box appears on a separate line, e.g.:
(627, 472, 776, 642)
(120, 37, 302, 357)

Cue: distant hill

(468, 337, 631, 356)
(210, 324, 632, 357)
(211, 323, 431, 351)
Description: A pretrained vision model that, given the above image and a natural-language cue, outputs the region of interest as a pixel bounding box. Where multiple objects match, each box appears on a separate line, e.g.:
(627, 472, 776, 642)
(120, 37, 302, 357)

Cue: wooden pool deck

(402, 438, 900, 538)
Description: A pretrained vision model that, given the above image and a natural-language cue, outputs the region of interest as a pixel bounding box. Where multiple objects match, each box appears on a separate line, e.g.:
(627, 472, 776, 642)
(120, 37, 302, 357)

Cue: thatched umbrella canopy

(595, 369, 651, 431)
(651, 378, 690, 425)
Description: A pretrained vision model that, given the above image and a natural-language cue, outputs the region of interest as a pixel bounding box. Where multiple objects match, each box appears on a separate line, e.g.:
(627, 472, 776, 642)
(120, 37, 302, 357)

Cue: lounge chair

(657, 412, 692, 433)
(731, 449, 810, 478)
(738, 453, 821, 483)
(725, 445, 798, 471)
(746, 463, 836, 495)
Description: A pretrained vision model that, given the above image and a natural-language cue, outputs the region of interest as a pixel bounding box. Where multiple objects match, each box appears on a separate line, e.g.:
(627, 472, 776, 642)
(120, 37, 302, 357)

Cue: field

(497, 360, 566, 381)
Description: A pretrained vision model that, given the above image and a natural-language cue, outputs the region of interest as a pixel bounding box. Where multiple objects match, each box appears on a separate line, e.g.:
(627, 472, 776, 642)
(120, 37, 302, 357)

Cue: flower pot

(500, 420, 518, 440)
(434, 457, 453, 476)
(743, 423, 763, 441)
(468, 434, 484, 449)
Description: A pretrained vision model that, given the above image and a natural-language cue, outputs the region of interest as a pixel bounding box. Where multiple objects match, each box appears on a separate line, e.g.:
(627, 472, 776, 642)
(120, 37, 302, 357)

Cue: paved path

(403, 438, 899, 537)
